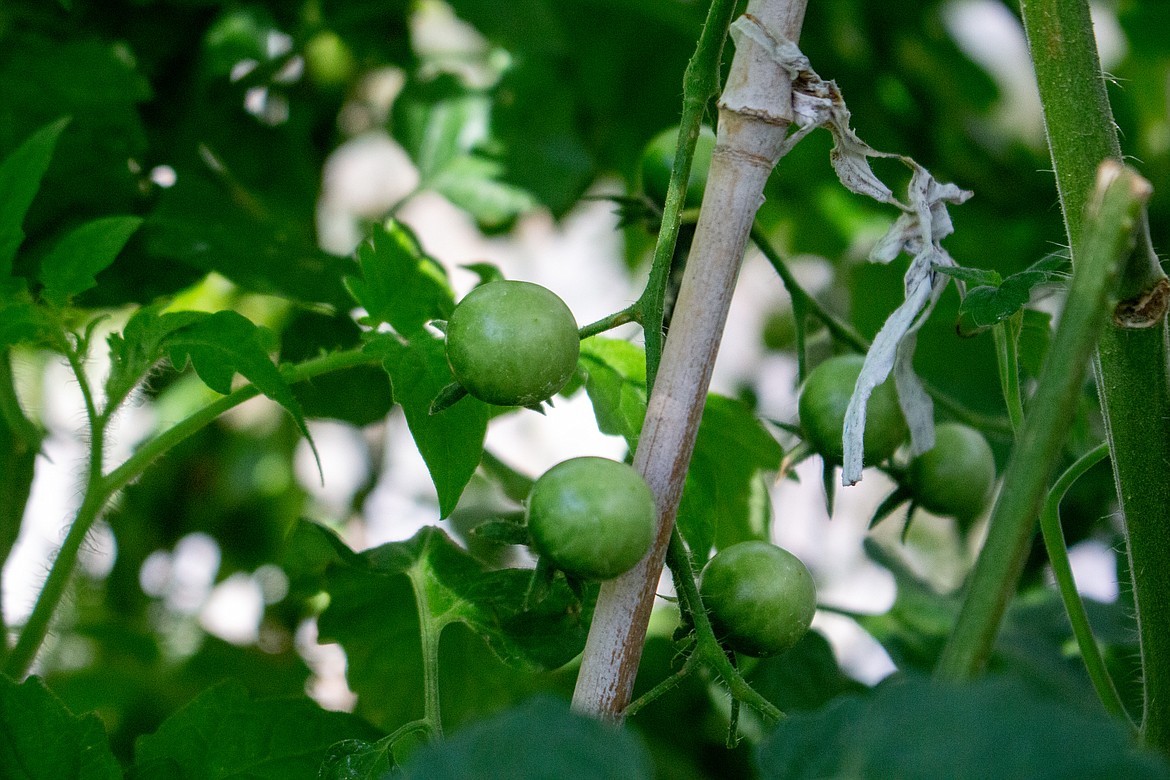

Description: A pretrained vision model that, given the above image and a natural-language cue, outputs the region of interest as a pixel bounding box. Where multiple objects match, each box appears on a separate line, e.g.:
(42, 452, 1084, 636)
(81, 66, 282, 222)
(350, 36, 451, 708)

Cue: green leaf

(315, 523, 588, 732)
(678, 395, 783, 560)
(375, 334, 488, 517)
(319, 737, 398, 780)
(345, 221, 455, 337)
(0, 117, 70, 276)
(429, 155, 537, 232)
(131, 680, 380, 779)
(0, 674, 121, 780)
(934, 265, 1001, 287)
(0, 281, 56, 349)
(38, 216, 143, 306)
(357, 525, 592, 670)
(400, 696, 654, 779)
(104, 306, 206, 411)
(955, 255, 1069, 336)
(165, 310, 316, 460)
(754, 675, 1170, 779)
(579, 336, 648, 447)
(394, 75, 491, 183)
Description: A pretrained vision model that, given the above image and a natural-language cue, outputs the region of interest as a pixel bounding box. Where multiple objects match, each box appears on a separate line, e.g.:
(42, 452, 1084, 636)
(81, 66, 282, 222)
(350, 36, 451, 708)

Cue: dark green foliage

(0, 675, 121, 780)
(400, 696, 654, 780)
(755, 675, 1170, 779)
(0, 0, 1164, 776)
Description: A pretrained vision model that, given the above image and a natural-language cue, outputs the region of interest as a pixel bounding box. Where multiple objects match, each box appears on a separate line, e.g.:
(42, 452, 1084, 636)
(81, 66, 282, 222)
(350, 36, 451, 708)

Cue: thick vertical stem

(935, 164, 1151, 680)
(571, 0, 808, 719)
(1020, 0, 1170, 750)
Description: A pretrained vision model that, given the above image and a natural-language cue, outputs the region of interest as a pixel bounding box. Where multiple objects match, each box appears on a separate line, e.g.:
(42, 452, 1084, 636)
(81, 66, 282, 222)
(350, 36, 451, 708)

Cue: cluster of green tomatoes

(444, 279, 815, 658)
(438, 125, 996, 661)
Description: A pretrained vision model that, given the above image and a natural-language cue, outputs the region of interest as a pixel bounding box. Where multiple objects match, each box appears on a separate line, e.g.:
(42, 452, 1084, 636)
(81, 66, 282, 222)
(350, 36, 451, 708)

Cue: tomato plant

(699, 541, 817, 657)
(909, 422, 996, 522)
(1, 0, 1168, 778)
(445, 280, 580, 407)
(525, 457, 657, 581)
(798, 354, 907, 465)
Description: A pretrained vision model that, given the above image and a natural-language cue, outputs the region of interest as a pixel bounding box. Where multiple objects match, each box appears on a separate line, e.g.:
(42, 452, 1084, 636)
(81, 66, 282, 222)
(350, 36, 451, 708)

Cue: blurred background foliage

(1, 0, 1168, 774)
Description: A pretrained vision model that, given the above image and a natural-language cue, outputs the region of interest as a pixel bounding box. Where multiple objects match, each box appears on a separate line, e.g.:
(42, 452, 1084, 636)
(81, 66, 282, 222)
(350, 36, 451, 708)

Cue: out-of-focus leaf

(429, 155, 537, 232)
(934, 265, 1002, 287)
(1017, 307, 1053, 379)
(754, 675, 1170, 779)
(679, 396, 783, 561)
(374, 334, 488, 517)
(746, 630, 867, 713)
(345, 221, 454, 337)
(38, 216, 143, 306)
(131, 681, 380, 779)
(400, 696, 653, 780)
(0, 35, 149, 240)
(0, 117, 69, 275)
(0, 282, 56, 349)
(0, 674, 121, 780)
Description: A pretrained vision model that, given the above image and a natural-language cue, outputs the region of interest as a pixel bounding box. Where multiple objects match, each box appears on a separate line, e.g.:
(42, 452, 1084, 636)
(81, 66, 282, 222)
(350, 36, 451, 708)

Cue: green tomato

(909, 422, 996, 521)
(445, 280, 580, 407)
(700, 540, 817, 657)
(526, 457, 657, 581)
(639, 125, 717, 208)
(304, 30, 356, 88)
(798, 354, 907, 465)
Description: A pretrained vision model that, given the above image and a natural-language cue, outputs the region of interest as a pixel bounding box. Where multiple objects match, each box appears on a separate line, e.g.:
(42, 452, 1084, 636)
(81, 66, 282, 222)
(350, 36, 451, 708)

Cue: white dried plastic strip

(732, 15, 972, 485)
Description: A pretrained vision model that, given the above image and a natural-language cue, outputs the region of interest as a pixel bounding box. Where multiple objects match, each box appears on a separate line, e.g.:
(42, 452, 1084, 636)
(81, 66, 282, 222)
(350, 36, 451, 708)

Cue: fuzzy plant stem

(1019, 0, 1170, 751)
(3, 347, 376, 678)
(572, 0, 809, 720)
(935, 163, 1152, 681)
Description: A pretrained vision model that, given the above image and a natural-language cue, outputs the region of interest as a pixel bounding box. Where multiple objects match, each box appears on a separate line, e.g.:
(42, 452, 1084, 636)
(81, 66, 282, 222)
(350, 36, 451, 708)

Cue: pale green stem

(1039, 442, 1133, 728)
(935, 164, 1151, 680)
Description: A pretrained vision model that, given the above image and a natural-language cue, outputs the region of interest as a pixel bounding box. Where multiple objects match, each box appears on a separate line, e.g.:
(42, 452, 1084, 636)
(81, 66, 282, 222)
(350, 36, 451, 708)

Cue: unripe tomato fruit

(445, 280, 580, 407)
(526, 457, 657, 581)
(700, 540, 817, 657)
(639, 125, 717, 209)
(909, 422, 996, 521)
(798, 354, 907, 465)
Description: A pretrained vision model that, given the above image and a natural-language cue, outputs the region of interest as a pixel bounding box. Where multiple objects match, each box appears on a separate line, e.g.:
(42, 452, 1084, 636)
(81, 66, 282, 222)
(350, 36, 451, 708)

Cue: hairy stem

(1020, 0, 1170, 751)
(3, 347, 377, 677)
(573, 0, 808, 719)
(639, 0, 740, 391)
(935, 163, 1151, 681)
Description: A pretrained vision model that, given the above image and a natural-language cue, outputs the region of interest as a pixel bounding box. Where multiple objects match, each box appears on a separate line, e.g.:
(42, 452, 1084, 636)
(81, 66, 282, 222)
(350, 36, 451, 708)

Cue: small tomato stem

(408, 566, 445, 739)
(992, 313, 1025, 435)
(623, 653, 698, 719)
(751, 225, 869, 354)
(578, 306, 639, 341)
(1039, 442, 1133, 729)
